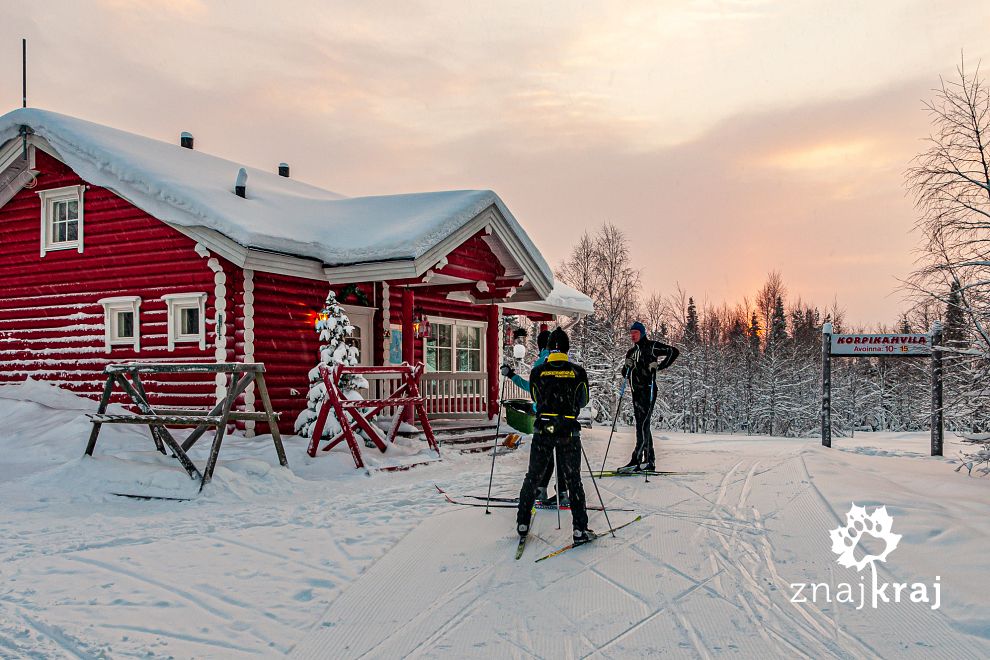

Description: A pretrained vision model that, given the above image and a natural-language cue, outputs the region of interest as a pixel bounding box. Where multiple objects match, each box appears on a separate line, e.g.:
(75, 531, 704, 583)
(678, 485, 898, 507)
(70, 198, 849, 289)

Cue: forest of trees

(528, 61, 990, 439)
(545, 61, 990, 438)
(553, 225, 966, 437)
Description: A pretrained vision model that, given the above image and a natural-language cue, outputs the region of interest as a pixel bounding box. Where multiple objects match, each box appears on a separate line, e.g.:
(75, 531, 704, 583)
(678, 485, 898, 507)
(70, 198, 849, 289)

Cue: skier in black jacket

(617, 321, 679, 473)
(516, 328, 593, 543)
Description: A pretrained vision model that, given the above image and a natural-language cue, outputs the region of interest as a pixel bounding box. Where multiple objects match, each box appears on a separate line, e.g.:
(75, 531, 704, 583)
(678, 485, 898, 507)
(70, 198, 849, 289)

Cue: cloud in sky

(3, 0, 990, 325)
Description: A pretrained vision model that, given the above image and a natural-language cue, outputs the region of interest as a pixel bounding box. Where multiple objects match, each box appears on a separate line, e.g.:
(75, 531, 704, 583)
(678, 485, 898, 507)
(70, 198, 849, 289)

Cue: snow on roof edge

(0, 108, 553, 283)
(503, 281, 594, 317)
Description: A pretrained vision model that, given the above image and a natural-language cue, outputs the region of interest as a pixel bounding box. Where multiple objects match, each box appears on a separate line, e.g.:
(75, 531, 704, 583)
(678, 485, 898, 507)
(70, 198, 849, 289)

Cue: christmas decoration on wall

(336, 282, 371, 306)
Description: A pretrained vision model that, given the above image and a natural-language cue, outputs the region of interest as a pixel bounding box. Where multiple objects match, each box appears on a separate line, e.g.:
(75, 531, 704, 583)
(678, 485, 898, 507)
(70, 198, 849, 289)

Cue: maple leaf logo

(829, 503, 901, 571)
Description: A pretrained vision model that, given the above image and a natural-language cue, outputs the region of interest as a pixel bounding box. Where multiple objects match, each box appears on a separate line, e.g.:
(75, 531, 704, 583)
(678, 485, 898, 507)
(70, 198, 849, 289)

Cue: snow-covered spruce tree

(294, 290, 366, 439)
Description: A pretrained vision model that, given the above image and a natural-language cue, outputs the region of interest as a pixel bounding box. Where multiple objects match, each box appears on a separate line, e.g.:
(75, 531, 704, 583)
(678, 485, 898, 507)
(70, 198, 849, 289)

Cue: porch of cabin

(341, 283, 551, 422)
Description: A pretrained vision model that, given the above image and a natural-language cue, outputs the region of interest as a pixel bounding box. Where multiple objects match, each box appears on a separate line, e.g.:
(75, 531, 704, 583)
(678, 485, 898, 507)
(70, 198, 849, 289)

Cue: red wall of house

(248, 271, 326, 433)
(0, 150, 236, 407)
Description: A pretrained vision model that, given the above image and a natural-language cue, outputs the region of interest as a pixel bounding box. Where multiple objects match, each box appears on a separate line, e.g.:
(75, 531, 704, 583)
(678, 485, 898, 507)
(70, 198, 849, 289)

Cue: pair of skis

(517, 513, 642, 561)
(533, 515, 642, 562)
(434, 486, 642, 561)
(590, 469, 700, 478)
(434, 485, 633, 512)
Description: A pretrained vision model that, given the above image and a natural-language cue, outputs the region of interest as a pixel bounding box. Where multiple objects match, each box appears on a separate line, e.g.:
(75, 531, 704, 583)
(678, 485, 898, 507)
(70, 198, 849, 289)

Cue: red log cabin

(0, 109, 593, 434)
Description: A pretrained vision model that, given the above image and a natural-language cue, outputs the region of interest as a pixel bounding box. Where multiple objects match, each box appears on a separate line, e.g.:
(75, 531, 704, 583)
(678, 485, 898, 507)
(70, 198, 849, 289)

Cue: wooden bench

(84, 362, 288, 491)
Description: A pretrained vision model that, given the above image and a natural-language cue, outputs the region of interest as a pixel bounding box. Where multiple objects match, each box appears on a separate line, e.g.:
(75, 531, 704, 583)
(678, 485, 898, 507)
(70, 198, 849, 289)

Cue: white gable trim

(322, 205, 554, 298)
(0, 137, 34, 173)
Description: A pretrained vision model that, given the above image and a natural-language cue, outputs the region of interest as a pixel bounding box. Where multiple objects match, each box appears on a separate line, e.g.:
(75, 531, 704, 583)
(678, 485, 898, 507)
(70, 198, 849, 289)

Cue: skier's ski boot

(535, 487, 549, 502)
(517, 523, 529, 538)
(644, 462, 656, 473)
(540, 490, 569, 507)
(616, 458, 642, 474)
(573, 529, 595, 544)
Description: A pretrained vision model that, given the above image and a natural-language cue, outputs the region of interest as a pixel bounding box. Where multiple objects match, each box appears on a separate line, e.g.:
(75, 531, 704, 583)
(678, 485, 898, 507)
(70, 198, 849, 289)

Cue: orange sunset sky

(4, 1, 990, 326)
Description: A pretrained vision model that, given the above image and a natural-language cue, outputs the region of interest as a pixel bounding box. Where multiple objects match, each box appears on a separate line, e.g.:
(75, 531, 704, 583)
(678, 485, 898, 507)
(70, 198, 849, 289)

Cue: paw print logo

(829, 503, 901, 571)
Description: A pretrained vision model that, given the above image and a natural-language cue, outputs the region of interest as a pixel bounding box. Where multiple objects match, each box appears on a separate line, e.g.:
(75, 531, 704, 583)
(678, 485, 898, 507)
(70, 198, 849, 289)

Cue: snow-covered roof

(501, 281, 594, 317)
(0, 108, 553, 288)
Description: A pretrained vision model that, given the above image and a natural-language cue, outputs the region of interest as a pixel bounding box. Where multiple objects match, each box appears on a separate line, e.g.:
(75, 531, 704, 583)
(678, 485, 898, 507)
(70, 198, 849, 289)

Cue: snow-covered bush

(956, 434, 990, 476)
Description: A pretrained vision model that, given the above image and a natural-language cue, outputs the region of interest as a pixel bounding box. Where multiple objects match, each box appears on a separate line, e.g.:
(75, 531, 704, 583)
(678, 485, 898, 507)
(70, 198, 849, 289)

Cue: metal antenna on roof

(21, 38, 28, 161)
(22, 38, 27, 108)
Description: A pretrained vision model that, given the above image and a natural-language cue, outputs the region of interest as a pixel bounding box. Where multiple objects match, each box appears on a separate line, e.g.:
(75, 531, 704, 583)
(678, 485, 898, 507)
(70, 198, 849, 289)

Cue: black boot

(517, 523, 529, 538)
(573, 529, 596, 544)
(617, 458, 642, 473)
(541, 490, 569, 507)
(644, 462, 656, 472)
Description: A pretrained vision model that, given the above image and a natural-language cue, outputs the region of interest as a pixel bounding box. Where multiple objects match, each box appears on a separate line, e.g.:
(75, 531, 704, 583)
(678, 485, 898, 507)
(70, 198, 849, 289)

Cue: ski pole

(599, 376, 628, 474)
(645, 372, 657, 483)
(484, 373, 509, 515)
(554, 444, 562, 530)
(581, 442, 615, 537)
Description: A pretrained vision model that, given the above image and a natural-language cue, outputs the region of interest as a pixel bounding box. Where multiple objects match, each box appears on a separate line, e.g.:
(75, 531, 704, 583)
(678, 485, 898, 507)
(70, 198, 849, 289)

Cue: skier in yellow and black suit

(516, 328, 593, 543)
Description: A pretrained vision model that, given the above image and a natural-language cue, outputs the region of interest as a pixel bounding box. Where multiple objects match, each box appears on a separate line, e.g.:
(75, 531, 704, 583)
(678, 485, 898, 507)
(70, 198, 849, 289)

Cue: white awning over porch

(500, 281, 594, 318)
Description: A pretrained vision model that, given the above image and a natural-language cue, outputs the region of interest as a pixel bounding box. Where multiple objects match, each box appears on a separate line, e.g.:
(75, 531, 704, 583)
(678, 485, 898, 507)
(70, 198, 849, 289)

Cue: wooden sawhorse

(84, 362, 288, 491)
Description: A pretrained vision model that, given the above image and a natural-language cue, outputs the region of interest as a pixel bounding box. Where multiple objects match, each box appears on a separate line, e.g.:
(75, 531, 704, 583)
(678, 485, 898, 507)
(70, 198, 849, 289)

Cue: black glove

(624, 357, 634, 369)
(500, 364, 515, 378)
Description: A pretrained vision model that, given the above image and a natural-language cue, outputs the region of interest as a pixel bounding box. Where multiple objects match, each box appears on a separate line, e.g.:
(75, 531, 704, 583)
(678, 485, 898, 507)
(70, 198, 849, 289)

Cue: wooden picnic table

(84, 362, 288, 491)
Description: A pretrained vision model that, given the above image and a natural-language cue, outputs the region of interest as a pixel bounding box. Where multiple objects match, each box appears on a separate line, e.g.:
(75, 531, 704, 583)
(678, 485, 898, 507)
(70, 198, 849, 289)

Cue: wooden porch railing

(363, 371, 490, 419)
(502, 378, 530, 402)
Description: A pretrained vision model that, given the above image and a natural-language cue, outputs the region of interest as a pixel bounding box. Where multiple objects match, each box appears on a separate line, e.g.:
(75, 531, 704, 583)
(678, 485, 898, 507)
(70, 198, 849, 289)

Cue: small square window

(99, 296, 141, 352)
(38, 185, 85, 255)
(162, 293, 207, 351)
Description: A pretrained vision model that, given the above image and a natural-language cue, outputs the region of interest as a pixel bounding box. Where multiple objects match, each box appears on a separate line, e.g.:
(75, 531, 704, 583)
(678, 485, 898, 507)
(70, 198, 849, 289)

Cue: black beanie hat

(536, 329, 551, 351)
(548, 328, 569, 353)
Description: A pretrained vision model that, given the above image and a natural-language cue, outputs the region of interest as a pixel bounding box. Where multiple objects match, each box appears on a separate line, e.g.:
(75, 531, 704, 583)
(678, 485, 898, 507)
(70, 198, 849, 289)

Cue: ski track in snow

(290, 435, 990, 659)
(1, 385, 989, 658)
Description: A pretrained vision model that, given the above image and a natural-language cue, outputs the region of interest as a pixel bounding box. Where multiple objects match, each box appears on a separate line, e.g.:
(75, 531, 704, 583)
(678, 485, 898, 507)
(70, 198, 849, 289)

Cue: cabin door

(340, 304, 373, 366)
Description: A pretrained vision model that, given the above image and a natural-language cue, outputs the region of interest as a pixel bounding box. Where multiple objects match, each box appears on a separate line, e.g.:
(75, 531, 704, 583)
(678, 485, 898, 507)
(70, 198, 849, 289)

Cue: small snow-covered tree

(294, 290, 365, 438)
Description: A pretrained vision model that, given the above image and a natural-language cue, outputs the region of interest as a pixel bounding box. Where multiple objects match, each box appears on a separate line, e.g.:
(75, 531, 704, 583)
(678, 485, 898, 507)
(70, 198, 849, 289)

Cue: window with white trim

(98, 296, 141, 352)
(38, 185, 85, 256)
(424, 318, 486, 372)
(162, 293, 207, 350)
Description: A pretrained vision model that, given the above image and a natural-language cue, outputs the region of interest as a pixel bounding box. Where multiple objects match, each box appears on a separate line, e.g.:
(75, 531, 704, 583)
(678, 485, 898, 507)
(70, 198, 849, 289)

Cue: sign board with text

(829, 333, 931, 357)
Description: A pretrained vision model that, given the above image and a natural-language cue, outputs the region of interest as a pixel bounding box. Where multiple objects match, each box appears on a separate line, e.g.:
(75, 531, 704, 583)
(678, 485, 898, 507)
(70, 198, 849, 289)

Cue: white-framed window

(162, 293, 207, 351)
(98, 296, 141, 352)
(424, 317, 486, 373)
(37, 185, 85, 256)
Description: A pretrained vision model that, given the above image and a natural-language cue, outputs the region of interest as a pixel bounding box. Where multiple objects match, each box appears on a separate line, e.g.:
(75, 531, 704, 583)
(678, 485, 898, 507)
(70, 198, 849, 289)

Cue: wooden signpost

(821, 322, 943, 456)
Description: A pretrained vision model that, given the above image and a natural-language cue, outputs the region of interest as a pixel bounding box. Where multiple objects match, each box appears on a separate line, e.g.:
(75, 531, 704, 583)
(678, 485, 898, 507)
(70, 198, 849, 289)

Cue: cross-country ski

(435, 484, 634, 512)
(592, 470, 698, 477)
(534, 514, 643, 562)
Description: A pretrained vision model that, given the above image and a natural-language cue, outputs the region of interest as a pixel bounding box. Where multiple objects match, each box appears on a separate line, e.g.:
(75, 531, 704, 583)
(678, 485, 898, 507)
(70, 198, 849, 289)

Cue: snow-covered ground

(1, 380, 988, 658)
